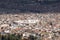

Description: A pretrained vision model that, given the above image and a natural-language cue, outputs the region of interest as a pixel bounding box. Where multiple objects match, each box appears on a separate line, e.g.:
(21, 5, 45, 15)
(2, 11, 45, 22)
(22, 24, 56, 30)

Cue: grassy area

(0, 34, 22, 40)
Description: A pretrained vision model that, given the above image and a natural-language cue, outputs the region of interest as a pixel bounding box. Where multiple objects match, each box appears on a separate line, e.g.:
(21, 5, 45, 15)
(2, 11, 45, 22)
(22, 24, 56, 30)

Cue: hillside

(0, 0, 60, 13)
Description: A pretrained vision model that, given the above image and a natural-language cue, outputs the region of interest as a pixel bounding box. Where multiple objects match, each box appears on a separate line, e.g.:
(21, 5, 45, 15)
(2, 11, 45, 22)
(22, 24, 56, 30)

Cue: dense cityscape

(0, 13, 59, 40)
(0, 0, 60, 40)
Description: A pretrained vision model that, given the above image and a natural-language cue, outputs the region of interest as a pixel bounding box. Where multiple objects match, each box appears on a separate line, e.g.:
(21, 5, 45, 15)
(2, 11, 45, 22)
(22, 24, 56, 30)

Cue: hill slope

(0, 0, 60, 13)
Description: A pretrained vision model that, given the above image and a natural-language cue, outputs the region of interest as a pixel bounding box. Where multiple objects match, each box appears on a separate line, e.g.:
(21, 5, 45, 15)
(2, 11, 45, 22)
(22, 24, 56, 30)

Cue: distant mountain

(0, 0, 60, 13)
